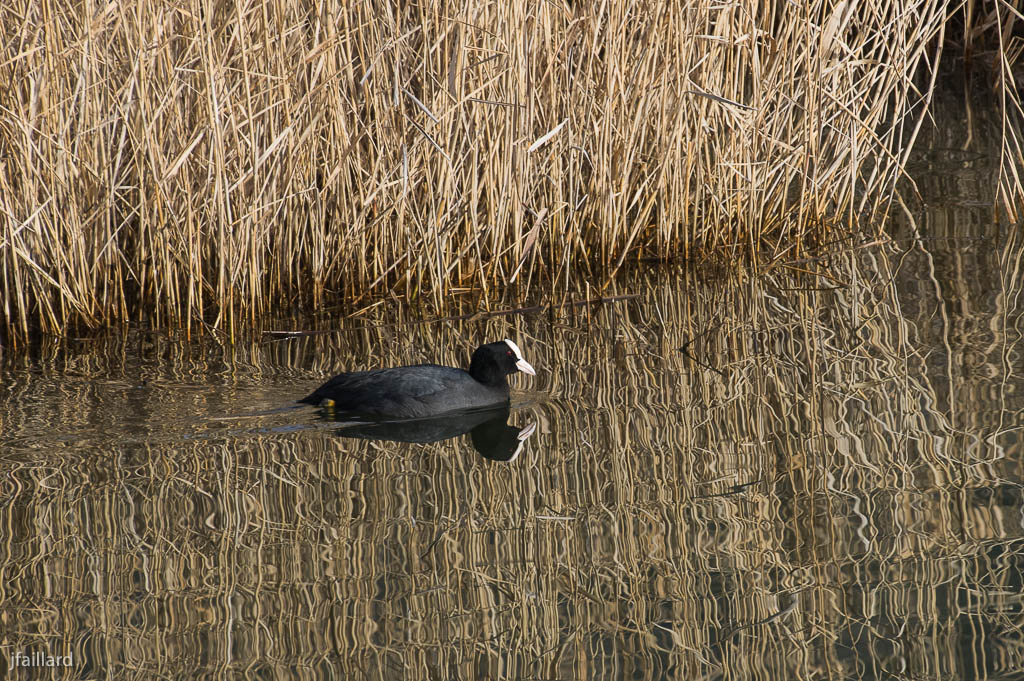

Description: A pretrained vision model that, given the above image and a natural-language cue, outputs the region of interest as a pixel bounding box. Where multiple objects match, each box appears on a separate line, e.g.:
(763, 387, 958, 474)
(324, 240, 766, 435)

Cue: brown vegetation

(0, 0, 1019, 344)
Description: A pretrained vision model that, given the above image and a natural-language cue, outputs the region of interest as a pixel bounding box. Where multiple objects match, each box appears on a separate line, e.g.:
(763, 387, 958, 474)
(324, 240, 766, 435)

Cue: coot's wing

(301, 365, 471, 416)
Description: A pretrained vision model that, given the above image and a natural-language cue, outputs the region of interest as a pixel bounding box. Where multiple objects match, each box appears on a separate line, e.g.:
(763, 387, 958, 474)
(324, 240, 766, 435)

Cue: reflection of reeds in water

(2, 221, 1024, 677)
(6, 0, 1015, 344)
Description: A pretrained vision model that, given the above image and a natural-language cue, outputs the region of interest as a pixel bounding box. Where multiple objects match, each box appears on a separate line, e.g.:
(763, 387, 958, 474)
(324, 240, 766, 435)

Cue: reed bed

(0, 0, 1015, 345)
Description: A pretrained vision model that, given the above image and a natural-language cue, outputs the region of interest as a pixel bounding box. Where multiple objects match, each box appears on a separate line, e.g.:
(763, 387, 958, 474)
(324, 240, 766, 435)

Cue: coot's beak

(504, 338, 537, 376)
(516, 358, 536, 376)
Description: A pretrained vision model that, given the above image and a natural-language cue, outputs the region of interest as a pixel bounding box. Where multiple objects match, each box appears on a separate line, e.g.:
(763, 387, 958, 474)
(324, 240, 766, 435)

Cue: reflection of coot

(327, 406, 535, 461)
(471, 417, 536, 462)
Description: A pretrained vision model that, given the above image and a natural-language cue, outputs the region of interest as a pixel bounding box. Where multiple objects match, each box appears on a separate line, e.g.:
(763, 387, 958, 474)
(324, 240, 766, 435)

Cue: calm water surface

(2, 116, 1024, 680)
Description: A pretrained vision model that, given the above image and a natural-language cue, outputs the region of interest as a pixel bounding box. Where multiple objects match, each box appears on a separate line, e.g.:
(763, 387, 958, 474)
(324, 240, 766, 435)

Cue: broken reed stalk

(0, 0, 1014, 344)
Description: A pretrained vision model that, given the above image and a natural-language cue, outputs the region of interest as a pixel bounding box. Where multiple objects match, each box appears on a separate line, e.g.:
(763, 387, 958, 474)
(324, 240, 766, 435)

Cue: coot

(299, 339, 536, 418)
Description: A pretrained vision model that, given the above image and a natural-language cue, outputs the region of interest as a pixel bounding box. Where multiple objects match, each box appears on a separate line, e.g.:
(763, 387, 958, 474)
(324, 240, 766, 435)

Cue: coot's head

(469, 339, 537, 387)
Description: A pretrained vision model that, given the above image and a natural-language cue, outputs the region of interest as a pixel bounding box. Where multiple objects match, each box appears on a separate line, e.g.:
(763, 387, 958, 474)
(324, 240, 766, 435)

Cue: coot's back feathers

(299, 339, 536, 419)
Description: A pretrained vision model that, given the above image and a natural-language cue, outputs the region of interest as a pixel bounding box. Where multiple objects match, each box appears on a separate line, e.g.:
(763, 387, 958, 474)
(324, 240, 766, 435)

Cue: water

(2, 106, 1024, 679)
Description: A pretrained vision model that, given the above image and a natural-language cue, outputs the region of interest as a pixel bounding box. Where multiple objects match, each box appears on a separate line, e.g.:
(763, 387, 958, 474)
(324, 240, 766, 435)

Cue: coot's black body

(299, 339, 536, 419)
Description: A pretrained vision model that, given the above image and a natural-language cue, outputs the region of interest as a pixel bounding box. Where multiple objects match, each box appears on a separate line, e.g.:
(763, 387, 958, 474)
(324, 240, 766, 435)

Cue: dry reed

(0, 0, 1016, 345)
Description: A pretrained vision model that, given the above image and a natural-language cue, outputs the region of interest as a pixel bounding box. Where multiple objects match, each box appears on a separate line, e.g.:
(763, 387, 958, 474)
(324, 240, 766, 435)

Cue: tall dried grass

(0, 0, 1009, 344)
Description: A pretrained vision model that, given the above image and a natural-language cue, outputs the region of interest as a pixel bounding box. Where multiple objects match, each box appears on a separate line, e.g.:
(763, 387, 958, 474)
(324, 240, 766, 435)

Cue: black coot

(299, 339, 536, 419)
